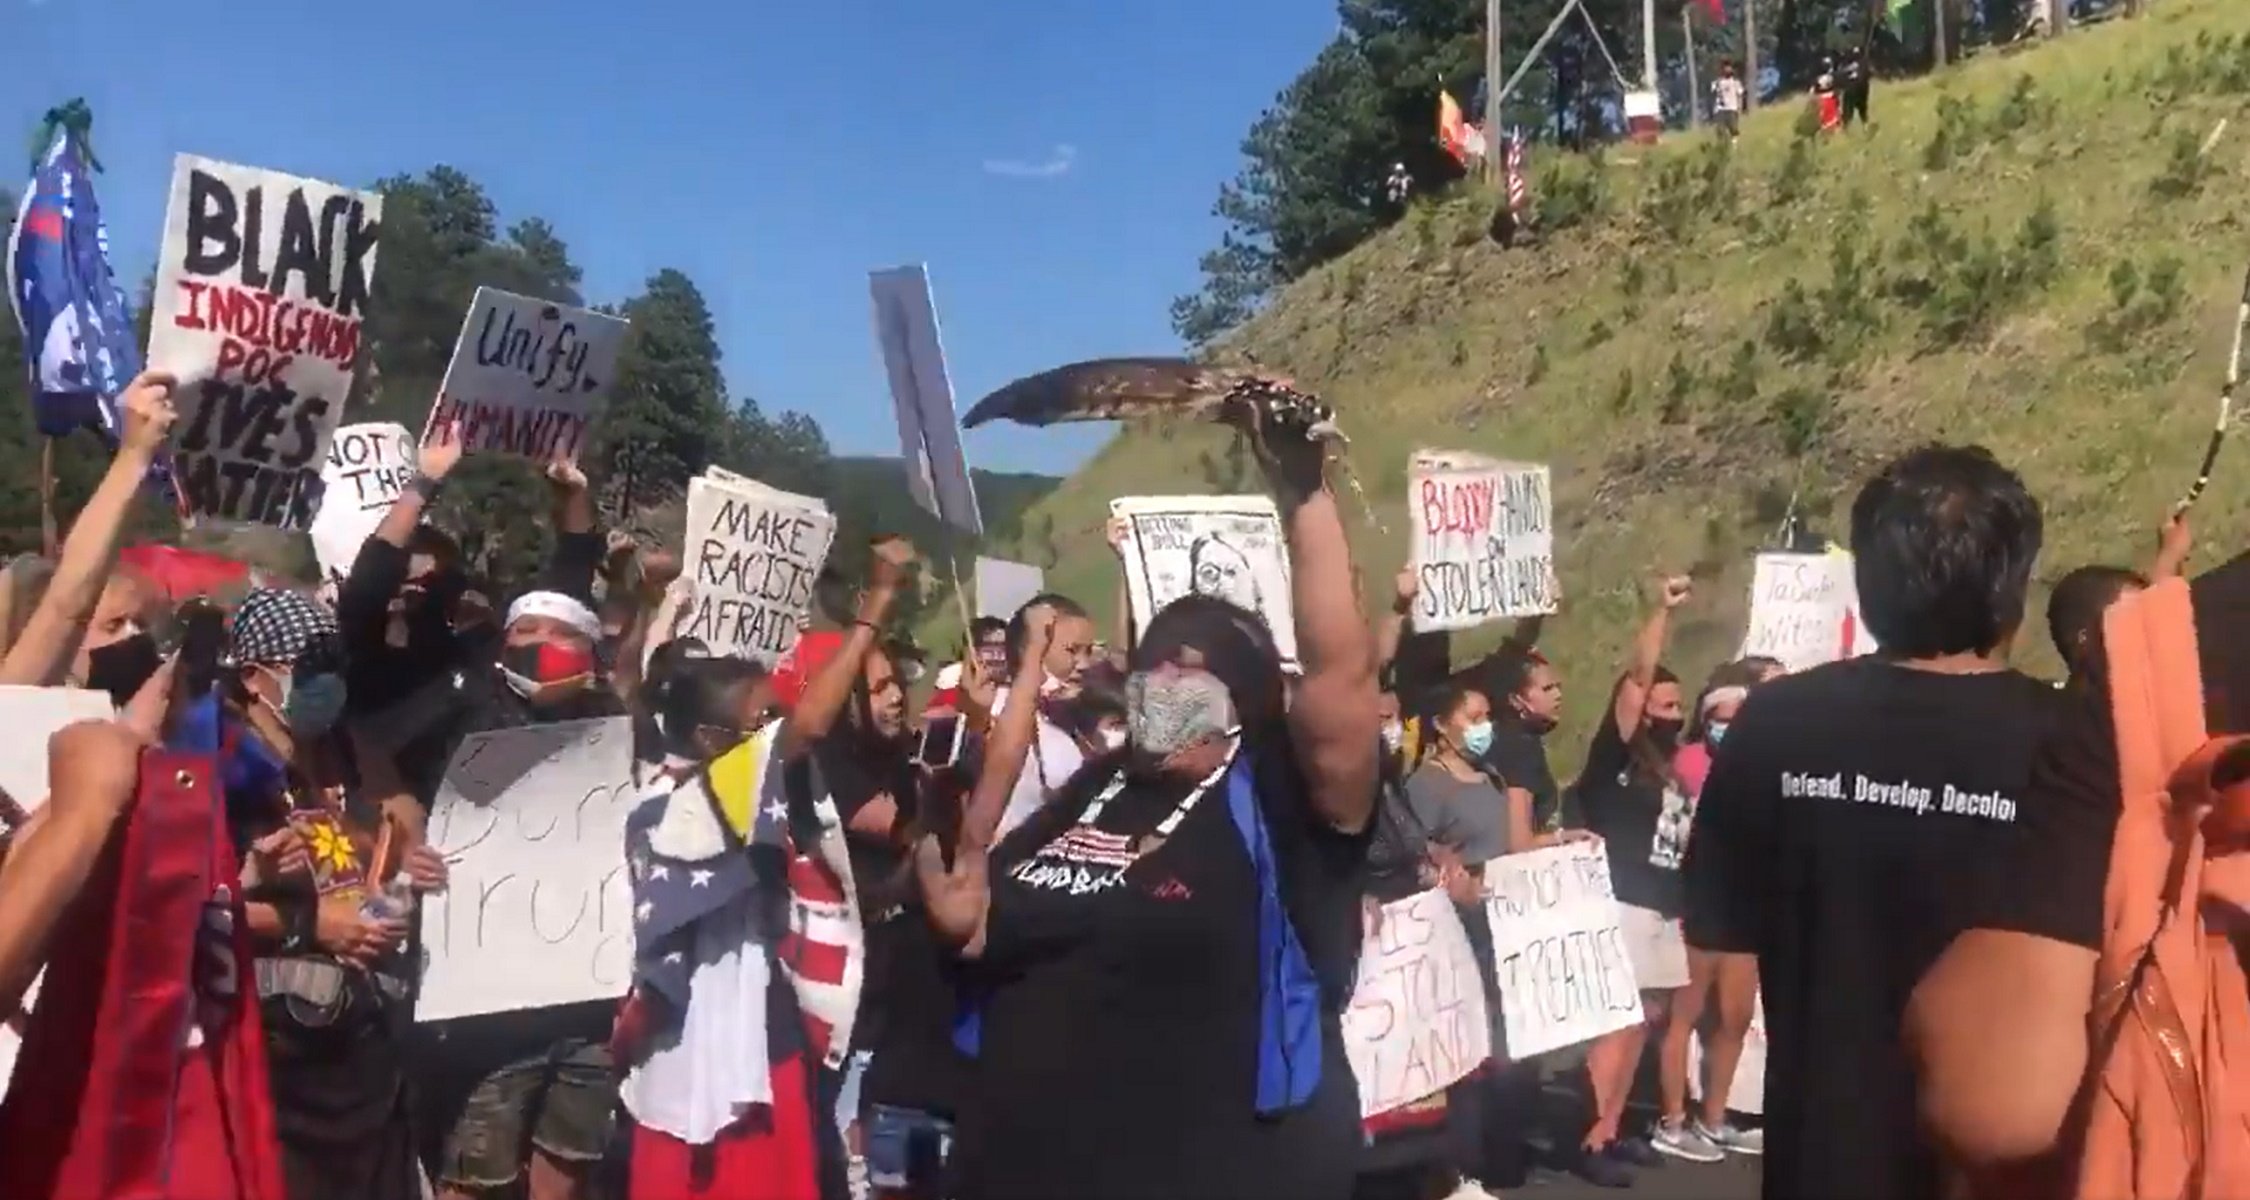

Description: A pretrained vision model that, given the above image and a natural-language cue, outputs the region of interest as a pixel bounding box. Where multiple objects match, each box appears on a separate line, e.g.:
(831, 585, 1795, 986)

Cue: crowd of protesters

(0, 364, 2239, 1200)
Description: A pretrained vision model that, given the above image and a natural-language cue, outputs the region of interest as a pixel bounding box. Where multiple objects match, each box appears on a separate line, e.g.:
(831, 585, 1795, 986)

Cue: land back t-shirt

(1682, 656, 2064, 1200)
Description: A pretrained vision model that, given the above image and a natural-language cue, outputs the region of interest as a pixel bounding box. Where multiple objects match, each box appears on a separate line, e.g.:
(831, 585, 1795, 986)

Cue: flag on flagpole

(1701, 0, 1725, 20)
(1438, 91, 1478, 167)
(7, 102, 139, 442)
(1505, 127, 1530, 216)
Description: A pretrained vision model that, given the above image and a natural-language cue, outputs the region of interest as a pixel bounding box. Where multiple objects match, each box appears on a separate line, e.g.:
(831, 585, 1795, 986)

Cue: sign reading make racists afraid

(424, 286, 627, 463)
(148, 155, 381, 529)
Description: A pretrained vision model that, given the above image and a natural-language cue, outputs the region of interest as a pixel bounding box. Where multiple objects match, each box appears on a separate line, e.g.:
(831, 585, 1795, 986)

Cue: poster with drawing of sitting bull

(1111, 495, 1299, 671)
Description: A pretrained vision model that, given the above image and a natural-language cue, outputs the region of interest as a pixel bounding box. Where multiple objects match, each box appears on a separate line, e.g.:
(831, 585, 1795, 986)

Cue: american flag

(626, 722, 864, 1068)
(1505, 127, 1529, 217)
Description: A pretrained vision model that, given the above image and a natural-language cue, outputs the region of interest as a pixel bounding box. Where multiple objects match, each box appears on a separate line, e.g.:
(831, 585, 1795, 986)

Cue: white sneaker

(1651, 1117, 1726, 1164)
(1446, 1178, 1503, 1200)
(1695, 1117, 1766, 1157)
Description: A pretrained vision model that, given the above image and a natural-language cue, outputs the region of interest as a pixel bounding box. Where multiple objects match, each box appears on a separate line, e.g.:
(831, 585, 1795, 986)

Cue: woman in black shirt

(914, 410, 1379, 1200)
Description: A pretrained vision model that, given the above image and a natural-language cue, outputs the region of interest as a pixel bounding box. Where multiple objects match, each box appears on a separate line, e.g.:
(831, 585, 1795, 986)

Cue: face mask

(269, 670, 348, 738)
(1647, 717, 1686, 749)
(1126, 666, 1237, 761)
(86, 631, 161, 707)
(1706, 720, 1730, 747)
(500, 640, 596, 705)
(1380, 720, 1405, 753)
(1100, 726, 1129, 753)
(1460, 720, 1496, 758)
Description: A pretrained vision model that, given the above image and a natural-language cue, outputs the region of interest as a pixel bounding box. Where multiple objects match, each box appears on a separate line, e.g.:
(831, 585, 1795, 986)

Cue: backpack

(2077, 576, 2250, 1199)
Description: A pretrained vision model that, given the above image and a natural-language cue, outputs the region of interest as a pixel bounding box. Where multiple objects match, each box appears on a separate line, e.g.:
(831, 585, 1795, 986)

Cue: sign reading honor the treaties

(147, 155, 381, 528)
(423, 286, 627, 463)
(1483, 841, 1644, 1058)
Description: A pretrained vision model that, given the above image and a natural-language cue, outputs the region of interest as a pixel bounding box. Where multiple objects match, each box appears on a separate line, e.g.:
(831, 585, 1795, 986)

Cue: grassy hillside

(827, 456, 1058, 547)
(977, 1, 2249, 747)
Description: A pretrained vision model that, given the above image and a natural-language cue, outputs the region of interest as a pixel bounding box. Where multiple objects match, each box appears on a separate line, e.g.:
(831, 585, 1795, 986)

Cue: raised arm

(1614, 575, 1690, 741)
(0, 722, 143, 1010)
(1242, 402, 1379, 834)
(1, 374, 174, 687)
(610, 549, 682, 712)
(1375, 568, 1415, 675)
(536, 458, 603, 600)
(962, 609, 1056, 851)
(777, 538, 915, 759)
(337, 424, 462, 648)
(2149, 508, 2191, 582)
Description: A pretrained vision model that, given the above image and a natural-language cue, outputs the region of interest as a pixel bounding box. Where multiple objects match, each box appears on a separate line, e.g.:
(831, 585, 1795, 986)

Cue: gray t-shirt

(1403, 764, 1514, 866)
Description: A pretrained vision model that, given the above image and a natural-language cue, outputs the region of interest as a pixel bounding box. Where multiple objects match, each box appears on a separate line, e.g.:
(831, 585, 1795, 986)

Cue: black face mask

(1646, 717, 1686, 751)
(87, 633, 163, 707)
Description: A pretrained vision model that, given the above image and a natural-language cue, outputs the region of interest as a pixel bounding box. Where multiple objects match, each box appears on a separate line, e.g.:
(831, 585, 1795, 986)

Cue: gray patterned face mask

(1126, 665, 1237, 760)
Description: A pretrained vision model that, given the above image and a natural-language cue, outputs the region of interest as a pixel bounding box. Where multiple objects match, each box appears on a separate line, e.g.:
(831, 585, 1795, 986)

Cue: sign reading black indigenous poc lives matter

(147, 156, 382, 528)
(423, 286, 627, 462)
(1482, 840, 1644, 1058)
(1409, 450, 1558, 633)
(680, 472, 837, 666)
(1111, 495, 1299, 670)
(308, 422, 416, 583)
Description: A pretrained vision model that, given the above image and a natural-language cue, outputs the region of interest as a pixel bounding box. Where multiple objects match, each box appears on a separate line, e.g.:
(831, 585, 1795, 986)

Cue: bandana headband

(505, 590, 601, 640)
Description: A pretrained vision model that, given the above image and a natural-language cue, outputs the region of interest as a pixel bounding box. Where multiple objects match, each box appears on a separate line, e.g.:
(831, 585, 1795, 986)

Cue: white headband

(1701, 685, 1751, 717)
(505, 590, 601, 640)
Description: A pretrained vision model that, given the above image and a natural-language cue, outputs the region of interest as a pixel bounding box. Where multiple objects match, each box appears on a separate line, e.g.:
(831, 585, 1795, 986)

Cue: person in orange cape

(0, 689, 286, 1200)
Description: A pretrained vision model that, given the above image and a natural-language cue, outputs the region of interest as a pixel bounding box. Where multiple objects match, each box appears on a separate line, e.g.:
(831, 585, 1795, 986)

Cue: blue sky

(10, 0, 1339, 476)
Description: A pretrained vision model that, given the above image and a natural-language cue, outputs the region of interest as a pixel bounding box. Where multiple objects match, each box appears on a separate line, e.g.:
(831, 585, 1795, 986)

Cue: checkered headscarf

(230, 588, 341, 670)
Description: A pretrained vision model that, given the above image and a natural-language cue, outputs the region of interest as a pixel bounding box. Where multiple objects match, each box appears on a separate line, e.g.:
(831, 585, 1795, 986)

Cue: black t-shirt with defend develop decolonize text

(1681, 656, 2064, 1200)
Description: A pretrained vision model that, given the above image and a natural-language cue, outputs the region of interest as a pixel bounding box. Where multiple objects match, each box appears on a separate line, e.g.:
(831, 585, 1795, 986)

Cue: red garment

(628, 1052, 822, 1200)
(117, 544, 255, 603)
(0, 751, 285, 1200)
(1817, 92, 1842, 131)
(769, 631, 847, 711)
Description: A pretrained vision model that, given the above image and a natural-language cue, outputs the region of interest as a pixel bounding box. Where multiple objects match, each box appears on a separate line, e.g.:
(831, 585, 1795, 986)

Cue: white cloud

(982, 144, 1077, 180)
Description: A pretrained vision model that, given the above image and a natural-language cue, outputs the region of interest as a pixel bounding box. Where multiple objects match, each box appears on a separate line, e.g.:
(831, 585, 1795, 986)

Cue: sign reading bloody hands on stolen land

(423, 287, 627, 463)
(148, 155, 381, 528)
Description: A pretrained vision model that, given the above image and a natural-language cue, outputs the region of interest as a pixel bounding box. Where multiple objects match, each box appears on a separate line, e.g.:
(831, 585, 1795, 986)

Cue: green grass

(960, 3, 2250, 749)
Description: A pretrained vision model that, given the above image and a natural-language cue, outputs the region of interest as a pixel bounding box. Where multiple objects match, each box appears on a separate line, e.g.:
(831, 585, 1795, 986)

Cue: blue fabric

(8, 123, 140, 441)
(1224, 754, 1325, 1116)
(951, 990, 983, 1057)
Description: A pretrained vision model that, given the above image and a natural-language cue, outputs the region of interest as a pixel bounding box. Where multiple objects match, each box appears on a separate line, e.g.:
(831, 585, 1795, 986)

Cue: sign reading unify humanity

(1342, 888, 1493, 1118)
(1111, 495, 1298, 670)
(148, 156, 381, 528)
(1410, 451, 1557, 632)
(308, 422, 415, 584)
(424, 287, 627, 462)
(1741, 550, 1877, 673)
(680, 473, 838, 666)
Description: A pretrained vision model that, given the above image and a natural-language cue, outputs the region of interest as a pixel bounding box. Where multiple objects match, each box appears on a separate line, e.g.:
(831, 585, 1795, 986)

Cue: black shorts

(437, 1038, 617, 1189)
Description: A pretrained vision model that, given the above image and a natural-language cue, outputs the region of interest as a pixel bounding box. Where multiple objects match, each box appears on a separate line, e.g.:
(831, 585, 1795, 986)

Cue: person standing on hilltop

(1713, 59, 1747, 140)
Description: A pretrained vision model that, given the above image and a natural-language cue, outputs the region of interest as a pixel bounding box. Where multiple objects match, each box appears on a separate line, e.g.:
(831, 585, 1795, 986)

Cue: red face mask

(500, 641, 597, 704)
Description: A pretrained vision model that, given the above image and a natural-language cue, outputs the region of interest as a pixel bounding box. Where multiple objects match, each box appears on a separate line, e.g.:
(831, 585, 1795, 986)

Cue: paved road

(1479, 1058, 1761, 1200)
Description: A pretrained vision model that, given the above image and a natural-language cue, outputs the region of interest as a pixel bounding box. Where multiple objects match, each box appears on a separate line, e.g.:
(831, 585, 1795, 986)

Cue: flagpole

(1745, 0, 1759, 111)
(1485, 0, 1504, 191)
(1683, 4, 1702, 130)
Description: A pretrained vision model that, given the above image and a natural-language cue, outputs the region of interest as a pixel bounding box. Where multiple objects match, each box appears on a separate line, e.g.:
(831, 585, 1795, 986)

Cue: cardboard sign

(1409, 451, 1557, 631)
(1482, 841, 1644, 1058)
(417, 718, 638, 1022)
(423, 286, 627, 462)
(679, 473, 837, 666)
(148, 155, 381, 528)
(1742, 550, 1877, 673)
(870, 265, 982, 536)
(1690, 988, 1768, 1114)
(1342, 889, 1493, 1117)
(1110, 495, 1298, 670)
(973, 556, 1045, 620)
(308, 421, 415, 583)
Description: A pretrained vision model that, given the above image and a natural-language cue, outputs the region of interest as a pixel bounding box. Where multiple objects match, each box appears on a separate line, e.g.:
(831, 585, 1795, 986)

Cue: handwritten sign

(1483, 841, 1643, 1058)
(1111, 495, 1298, 670)
(1742, 551, 1877, 674)
(1342, 889, 1493, 1117)
(1690, 988, 1767, 1114)
(423, 287, 627, 462)
(148, 156, 381, 528)
(417, 718, 638, 1022)
(307, 422, 415, 583)
(1409, 451, 1558, 631)
(679, 473, 837, 666)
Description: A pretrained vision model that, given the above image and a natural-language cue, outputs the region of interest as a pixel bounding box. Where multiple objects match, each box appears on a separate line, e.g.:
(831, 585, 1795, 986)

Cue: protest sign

(1742, 550, 1878, 673)
(679, 474, 837, 665)
(1110, 495, 1298, 669)
(417, 718, 638, 1022)
(870, 265, 982, 535)
(148, 155, 381, 528)
(1409, 451, 1557, 631)
(1483, 840, 1644, 1058)
(422, 287, 627, 463)
(1342, 888, 1493, 1117)
(308, 422, 416, 583)
(0, 686, 115, 1102)
(974, 556, 1044, 620)
(1690, 988, 1768, 1114)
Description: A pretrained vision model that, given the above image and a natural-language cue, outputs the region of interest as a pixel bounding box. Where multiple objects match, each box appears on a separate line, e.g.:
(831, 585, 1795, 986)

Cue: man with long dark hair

(1682, 445, 2063, 1200)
